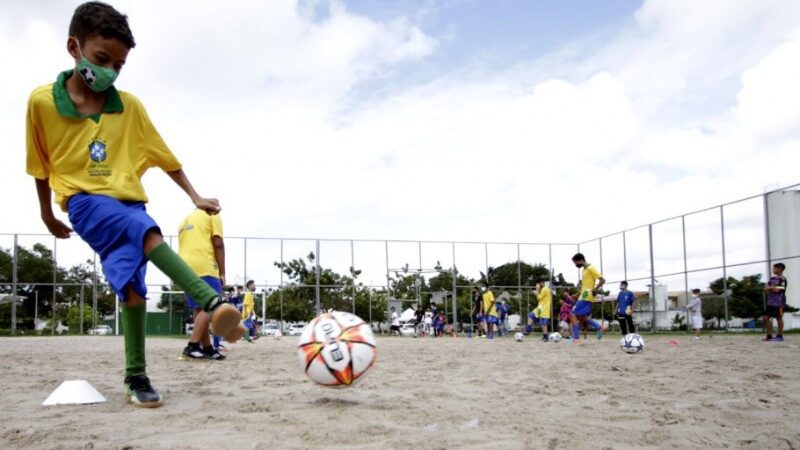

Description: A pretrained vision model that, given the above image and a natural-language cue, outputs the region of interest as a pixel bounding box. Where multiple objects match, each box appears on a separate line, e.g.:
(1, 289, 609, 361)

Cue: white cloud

(2, 0, 800, 287)
(736, 32, 800, 139)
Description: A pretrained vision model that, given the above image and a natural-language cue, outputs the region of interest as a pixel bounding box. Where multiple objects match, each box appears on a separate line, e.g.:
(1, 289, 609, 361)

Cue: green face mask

(75, 42, 118, 92)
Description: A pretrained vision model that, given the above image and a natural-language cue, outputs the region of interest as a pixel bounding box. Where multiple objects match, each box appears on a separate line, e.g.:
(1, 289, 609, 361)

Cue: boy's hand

(194, 197, 221, 215)
(42, 215, 72, 239)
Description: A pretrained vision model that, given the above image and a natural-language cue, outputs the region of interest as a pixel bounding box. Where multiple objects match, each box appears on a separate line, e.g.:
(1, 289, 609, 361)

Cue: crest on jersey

(88, 140, 107, 163)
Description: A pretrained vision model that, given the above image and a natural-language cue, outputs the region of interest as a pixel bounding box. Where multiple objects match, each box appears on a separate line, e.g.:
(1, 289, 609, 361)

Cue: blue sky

(1, 0, 799, 289)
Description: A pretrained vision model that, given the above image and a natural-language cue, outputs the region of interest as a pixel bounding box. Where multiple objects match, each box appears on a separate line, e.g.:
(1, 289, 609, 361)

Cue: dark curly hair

(69, 2, 135, 49)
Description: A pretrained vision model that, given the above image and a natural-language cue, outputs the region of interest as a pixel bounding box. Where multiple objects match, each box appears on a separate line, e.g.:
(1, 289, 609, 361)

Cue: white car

(88, 324, 112, 335)
(399, 323, 417, 336)
(286, 323, 306, 336)
(261, 323, 280, 337)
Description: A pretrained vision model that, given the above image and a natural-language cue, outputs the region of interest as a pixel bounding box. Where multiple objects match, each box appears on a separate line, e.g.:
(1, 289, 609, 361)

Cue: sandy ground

(1, 333, 799, 450)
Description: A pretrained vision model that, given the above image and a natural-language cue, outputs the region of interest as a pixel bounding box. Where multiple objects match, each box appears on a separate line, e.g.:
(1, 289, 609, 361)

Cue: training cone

(42, 380, 107, 406)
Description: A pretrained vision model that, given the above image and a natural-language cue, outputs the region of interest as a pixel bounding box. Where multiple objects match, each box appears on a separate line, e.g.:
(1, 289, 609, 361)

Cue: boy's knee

(143, 228, 165, 253)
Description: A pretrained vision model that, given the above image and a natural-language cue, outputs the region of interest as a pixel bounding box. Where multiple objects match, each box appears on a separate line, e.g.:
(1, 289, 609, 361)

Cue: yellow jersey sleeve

(587, 265, 602, 281)
(210, 213, 223, 238)
(129, 95, 182, 173)
(25, 88, 51, 180)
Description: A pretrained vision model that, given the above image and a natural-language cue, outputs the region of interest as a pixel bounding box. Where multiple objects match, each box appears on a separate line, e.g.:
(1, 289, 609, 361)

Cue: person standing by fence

(178, 208, 226, 360)
(615, 281, 635, 336)
(763, 262, 787, 342)
(686, 288, 703, 340)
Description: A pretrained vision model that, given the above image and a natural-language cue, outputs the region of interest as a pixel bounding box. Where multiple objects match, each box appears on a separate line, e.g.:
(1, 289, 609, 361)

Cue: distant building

(767, 188, 800, 329)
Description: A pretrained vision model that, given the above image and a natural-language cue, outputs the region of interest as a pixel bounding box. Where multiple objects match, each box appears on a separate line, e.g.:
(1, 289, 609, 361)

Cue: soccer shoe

(768, 336, 784, 342)
(124, 374, 163, 408)
(180, 344, 208, 361)
(202, 346, 226, 360)
(207, 302, 246, 343)
(761, 335, 773, 341)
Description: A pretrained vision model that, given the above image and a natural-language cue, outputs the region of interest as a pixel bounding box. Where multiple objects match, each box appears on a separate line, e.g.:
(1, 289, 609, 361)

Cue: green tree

(480, 261, 551, 290)
(157, 286, 190, 316)
(66, 304, 94, 334)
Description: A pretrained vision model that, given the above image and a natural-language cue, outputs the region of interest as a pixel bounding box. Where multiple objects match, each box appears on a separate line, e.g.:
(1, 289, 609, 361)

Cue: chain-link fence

(2, 183, 799, 336)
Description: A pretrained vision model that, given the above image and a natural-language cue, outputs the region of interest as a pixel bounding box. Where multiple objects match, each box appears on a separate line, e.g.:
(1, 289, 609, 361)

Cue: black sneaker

(203, 346, 226, 360)
(181, 343, 208, 361)
(124, 374, 162, 408)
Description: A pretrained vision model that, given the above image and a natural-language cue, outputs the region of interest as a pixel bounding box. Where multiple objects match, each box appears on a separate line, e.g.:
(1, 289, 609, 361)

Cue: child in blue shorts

(570, 253, 606, 344)
(26, 2, 243, 407)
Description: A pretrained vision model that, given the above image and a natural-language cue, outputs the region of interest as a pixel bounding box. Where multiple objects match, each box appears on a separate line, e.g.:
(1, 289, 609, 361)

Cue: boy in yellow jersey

(25, 2, 243, 408)
(570, 253, 606, 344)
(242, 280, 256, 342)
(525, 281, 553, 342)
(481, 284, 499, 339)
(178, 208, 227, 360)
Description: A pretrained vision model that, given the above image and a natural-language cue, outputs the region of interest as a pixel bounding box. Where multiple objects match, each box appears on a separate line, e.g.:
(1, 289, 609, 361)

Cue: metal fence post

(11, 234, 18, 335)
(548, 244, 553, 320)
(762, 193, 771, 327)
(622, 231, 628, 282)
(351, 240, 356, 314)
(80, 283, 85, 335)
(720, 206, 729, 329)
(451, 242, 457, 329)
(92, 253, 98, 333)
(280, 239, 284, 332)
(517, 244, 523, 320)
(484, 242, 489, 285)
(682, 215, 689, 334)
(52, 235, 57, 331)
(385, 241, 391, 334)
(315, 239, 321, 316)
(649, 225, 656, 333)
(599, 238, 604, 324)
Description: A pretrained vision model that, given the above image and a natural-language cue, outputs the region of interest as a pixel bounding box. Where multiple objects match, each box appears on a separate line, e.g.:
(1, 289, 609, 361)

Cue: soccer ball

(620, 333, 645, 354)
(297, 311, 376, 387)
(514, 332, 524, 342)
(548, 333, 562, 343)
(79, 67, 97, 86)
(273, 330, 282, 340)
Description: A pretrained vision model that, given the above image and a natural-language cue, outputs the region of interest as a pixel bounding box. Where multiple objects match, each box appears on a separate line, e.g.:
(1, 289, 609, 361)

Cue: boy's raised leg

(144, 234, 244, 342)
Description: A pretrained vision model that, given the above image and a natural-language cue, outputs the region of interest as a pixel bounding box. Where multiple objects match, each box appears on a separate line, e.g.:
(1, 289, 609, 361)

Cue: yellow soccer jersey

(242, 291, 254, 319)
(178, 209, 223, 278)
(579, 264, 603, 302)
(26, 70, 181, 212)
(482, 291, 498, 318)
(536, 286, 552, 319)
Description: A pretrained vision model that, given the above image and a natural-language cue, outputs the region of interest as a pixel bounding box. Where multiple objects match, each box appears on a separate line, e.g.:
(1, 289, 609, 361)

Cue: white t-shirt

(686, 296, 702, 317)
(391, 312, 400, 326)
(424, 312, 433, 325)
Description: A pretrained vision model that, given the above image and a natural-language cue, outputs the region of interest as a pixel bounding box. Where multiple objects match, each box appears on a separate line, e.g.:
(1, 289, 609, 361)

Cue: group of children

(24, 2, 791, 410)
(413, 305, 450, 337)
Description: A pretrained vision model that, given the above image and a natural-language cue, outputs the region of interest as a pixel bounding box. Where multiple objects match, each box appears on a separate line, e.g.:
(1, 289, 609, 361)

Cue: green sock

(147, 243, 218, 309)
(122, 303, 146, 378)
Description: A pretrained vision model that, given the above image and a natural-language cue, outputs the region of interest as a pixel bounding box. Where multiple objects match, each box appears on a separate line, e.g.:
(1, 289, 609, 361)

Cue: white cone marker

(42, 380, 107, 406)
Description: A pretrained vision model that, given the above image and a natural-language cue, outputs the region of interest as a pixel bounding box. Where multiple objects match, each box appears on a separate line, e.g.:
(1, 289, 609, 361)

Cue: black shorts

(765, 305, 784, 318)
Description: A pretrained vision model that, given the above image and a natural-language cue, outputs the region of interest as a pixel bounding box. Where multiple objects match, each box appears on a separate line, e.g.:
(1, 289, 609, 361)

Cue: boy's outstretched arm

(167, 169, 221, 214)
(34, 178, 72, 238)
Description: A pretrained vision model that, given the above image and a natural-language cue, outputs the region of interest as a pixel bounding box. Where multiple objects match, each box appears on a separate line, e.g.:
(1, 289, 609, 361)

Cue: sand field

(1, 334, 799, 449)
